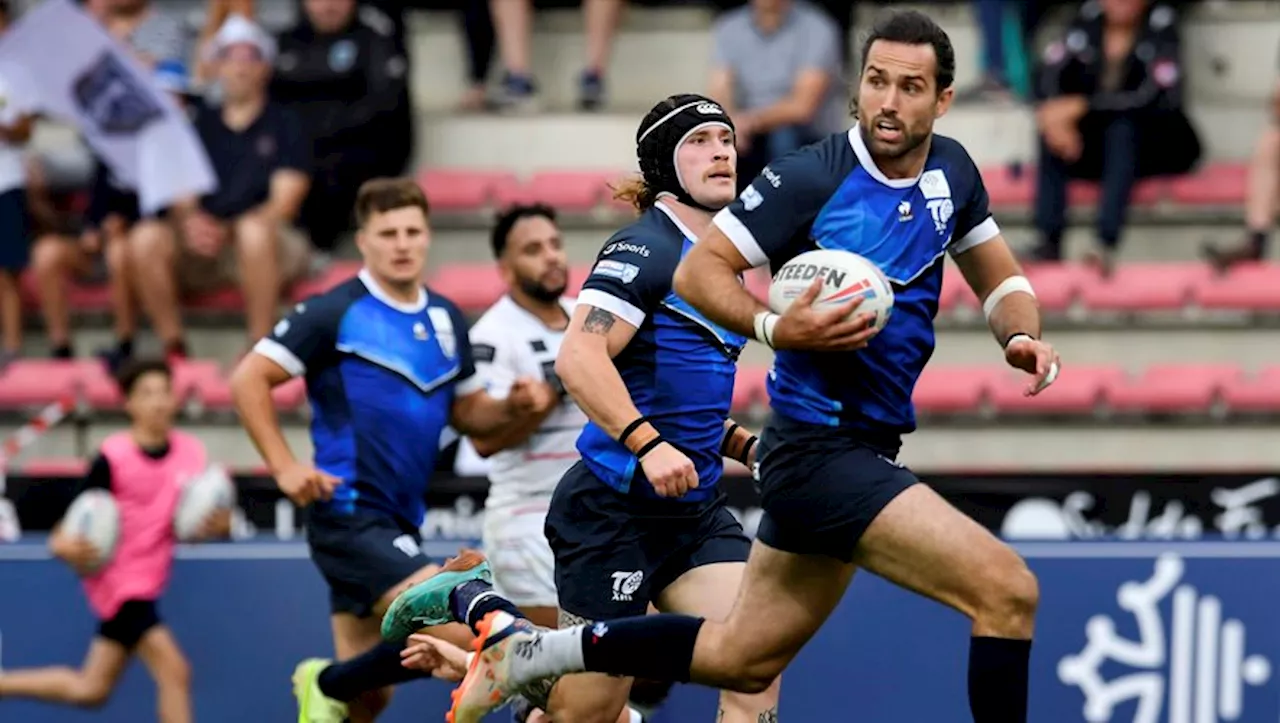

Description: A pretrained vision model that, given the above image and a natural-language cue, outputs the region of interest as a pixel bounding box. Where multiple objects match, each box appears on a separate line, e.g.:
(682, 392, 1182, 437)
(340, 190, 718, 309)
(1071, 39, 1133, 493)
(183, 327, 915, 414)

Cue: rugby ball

(63, 489, 120, 572)
(768, 249, 895, 332)
(174, 464, 237, 541)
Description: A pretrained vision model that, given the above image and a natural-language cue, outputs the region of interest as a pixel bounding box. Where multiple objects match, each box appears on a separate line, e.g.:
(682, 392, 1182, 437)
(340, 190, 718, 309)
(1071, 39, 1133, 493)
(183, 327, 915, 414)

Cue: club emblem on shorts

(611, 571, 643, 602)
(1058, 554, 1271, 723)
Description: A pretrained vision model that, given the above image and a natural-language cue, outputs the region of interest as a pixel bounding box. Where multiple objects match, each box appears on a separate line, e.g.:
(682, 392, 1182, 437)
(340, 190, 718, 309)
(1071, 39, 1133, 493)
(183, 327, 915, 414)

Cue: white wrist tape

(982, 275, 1036, 321)
(753, 311, 779, 349)
(628, 709, 644, 723)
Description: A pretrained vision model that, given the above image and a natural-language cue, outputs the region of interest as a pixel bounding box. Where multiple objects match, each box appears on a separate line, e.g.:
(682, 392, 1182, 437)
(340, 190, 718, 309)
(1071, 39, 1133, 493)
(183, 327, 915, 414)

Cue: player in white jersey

(465, 204, 584, 629)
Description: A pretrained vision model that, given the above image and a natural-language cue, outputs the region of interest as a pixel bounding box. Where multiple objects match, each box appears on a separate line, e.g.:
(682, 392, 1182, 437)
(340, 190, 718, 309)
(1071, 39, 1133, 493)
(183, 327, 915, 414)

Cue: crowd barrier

(6, 472, 1280, 721)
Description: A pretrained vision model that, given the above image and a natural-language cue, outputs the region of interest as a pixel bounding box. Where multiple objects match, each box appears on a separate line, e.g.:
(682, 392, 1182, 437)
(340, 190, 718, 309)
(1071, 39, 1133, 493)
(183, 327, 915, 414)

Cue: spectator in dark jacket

(1030, 0, 1200, 272)
(271, 0, 410, 254)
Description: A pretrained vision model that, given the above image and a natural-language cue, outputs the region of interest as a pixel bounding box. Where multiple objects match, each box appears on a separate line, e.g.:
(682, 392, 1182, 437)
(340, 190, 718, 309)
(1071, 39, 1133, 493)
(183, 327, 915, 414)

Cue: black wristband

(636, 436, 665, 459)
(720, 423, 741, 457)
(618, 416, 650, 447)
(739, 436, 758, 466)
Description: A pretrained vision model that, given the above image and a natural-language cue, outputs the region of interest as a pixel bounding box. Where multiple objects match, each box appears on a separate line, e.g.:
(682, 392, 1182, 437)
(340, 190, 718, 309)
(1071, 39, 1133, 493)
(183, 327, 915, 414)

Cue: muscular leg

(544, 609, 635, 723)
(656, 562, 780, 722)
(0, 636, 129, 707)
(852, 484, 1039, 722)
(135, 626, 192, 723)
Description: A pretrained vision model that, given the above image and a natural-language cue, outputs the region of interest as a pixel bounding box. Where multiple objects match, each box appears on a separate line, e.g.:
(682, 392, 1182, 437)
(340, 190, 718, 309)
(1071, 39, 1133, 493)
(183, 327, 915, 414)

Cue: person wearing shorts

(129, 16, 311, 362)
(0, 359, 231, 721)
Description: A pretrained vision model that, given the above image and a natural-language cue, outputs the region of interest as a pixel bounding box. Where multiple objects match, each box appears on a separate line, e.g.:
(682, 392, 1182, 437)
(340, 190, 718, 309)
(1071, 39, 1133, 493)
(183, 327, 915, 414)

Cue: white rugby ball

(63, 489, 119, 572)
(174, 464, 236, 541)
(768, 249, 895, 332)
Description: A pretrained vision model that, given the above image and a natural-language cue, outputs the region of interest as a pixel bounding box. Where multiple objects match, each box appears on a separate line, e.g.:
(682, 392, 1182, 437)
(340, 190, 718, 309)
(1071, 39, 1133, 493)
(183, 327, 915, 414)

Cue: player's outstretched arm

(952, 234, 1061, 395)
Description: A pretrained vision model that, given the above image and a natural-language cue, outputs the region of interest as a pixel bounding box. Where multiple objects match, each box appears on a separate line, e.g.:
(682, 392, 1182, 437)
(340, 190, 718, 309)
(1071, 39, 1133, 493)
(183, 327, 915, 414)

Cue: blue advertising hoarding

(3, 540, 1280, 722)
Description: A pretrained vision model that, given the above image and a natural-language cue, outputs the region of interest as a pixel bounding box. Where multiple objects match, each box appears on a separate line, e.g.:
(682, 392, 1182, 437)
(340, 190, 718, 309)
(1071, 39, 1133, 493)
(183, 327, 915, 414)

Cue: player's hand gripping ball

(768, 249, 894, 351)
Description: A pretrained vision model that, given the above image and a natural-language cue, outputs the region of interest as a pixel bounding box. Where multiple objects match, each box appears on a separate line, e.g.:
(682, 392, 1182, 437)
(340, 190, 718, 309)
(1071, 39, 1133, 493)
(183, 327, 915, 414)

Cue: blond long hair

(609, 173, 658, 216)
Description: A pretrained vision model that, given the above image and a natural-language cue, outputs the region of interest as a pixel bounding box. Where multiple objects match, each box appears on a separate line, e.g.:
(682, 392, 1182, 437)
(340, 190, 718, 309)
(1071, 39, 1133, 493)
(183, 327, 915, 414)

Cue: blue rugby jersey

(253, 269, 481, 527)
(714, 127, 1000, 449)
(575, 201, 747, 502)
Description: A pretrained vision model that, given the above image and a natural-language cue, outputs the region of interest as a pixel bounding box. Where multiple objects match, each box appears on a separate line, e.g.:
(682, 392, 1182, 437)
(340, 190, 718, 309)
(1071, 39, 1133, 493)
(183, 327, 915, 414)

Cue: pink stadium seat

(1222, 366, 1280, 413)
(566, 264, 592, 296)
(21, 458, 88, 476)
(1078, 262, 1211, 311)
(290, 261, 361, 302)
(939, 262, 978, 313)
(66, 284, 113, 312)
(1168, 163, 1248, 205)
(1024, 262, 1093, 312)
(980, 165, 1033, 208)
(81, 360, 224, 410)
(1193, 263, 1280, 310)
(272, 377, 306, 410)
(197, 372, 304, 411)
(0, 360, 86, 407)
(1107, 363, 1242, 413)
(186, 286, 244, 312)
(419, 169, 514, 212)
(427, 264, 505, 313)
(732, 366, 769, 413)
(913, 366, 997, 414)
(744, 269, 771, 302)
(988, 364, 1124, 415)
(1067, 179, 1166, 207)
(525, 171, 611, 213)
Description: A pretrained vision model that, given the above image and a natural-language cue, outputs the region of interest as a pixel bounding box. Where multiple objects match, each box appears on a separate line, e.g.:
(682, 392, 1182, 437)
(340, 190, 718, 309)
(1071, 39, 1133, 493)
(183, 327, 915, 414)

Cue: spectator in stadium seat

(271, 0, 411, 257)
(0, 0, 34, 370)
(129, 16, 311, 362)
(31, 64, 193, 369)
(708, 0, 846, 188)
(1203, 51, 1280, 268)
(490, 0, 625, 112)
(1030, 0, 1200, 272)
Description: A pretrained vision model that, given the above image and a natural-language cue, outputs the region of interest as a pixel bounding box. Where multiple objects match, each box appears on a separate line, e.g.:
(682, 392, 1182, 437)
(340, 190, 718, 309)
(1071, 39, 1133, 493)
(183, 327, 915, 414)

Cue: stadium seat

(744, 268, 770, 302)
(1167, 163, 1248, 206)
(1078, 262, 1211, 311)
(1024, 262, 1093, 313)
(186, 286, 245, 312)
(21, 458, 89, 476)
(1221, 366, 1280, 413)
(939, 262, 979, 313)
(524, 171, 613, 213)
(988, 364, 1124, 415)
(1193, 263, 1280, 310)
(419, 169, 515, 212)
(732, 365, 769, 413)
(566, 264, 592, 296)
(913, 366, 997, 414)
(197, 373, 305, 412)
(1067, 179, 1166, 207)
(427, 264, 505, 313)
(980, 164, 1034, 208)
(1107, 363, 1242, 413)
(0, 360, 86, 407)
(290, 261, 361, 302)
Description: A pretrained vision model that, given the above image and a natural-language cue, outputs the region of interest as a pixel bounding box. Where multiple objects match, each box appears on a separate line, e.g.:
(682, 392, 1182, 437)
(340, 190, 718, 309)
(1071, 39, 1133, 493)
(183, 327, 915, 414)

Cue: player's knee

(233, 213, 276, 258)
(68, 677, 112, 708)
(975, 552, 1039, 634)
(128, 221, 174, 264)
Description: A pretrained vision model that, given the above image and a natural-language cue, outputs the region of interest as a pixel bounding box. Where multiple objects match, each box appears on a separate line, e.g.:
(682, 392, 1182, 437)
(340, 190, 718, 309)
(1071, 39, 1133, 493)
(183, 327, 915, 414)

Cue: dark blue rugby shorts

(755, 413, 919, 562)
(307, 508, 436, 617)
(545, 461, 751, 621)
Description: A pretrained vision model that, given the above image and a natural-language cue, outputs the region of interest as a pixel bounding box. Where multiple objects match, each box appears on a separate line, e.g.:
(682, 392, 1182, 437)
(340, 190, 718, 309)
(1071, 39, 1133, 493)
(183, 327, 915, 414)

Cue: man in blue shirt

(418, 12, 1062, 723)
(381, 94, 779, 723)
(231, 177, 544, 723)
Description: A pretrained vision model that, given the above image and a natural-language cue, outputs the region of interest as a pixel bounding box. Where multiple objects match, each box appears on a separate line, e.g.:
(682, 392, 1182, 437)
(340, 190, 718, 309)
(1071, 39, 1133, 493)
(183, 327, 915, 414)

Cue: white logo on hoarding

(1059, 554, 1270, 723)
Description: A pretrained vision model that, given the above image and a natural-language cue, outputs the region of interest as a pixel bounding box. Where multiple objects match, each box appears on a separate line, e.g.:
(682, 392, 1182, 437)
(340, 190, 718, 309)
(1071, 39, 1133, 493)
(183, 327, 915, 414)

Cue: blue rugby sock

(451, 580, 524, 634)
(317, 642, 426, 701)
(968, 636, 1031, 723)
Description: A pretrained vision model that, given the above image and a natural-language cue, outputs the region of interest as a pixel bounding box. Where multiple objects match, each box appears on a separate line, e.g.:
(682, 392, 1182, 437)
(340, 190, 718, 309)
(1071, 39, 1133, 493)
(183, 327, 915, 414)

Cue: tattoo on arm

(581, 307, 617, 336)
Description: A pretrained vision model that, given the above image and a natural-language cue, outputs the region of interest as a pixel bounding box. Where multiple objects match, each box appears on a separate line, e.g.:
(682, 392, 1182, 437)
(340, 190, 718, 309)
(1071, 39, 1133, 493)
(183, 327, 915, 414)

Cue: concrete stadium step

(406, 1, 1279, 114)
(7, 418, 1276, 472)
(738, 327, 1280, 371)
(412, 102, 1264, 173)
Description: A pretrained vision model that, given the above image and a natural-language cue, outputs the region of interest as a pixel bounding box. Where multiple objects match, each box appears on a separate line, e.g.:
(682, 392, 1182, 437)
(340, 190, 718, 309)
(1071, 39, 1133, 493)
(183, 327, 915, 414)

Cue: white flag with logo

(0, 0, 216, 214)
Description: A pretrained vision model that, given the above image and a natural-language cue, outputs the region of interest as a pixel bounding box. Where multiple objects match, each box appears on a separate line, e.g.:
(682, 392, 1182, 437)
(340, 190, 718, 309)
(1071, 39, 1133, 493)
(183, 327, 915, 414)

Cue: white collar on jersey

(653, 195, 700, 242)
(848, 126, 922, 190)
(359, 268, 428, 313)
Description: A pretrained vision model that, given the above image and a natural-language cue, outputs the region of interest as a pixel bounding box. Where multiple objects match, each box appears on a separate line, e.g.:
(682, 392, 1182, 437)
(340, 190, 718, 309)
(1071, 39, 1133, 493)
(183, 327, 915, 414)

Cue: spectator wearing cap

(708, 0, 846, 188)
(271, 0, 410, 257)
(31, 61, 195, 369)
(0, 0, 35, 368)
(1030, 0, 1200, 272)
(129, 16, 312, 362)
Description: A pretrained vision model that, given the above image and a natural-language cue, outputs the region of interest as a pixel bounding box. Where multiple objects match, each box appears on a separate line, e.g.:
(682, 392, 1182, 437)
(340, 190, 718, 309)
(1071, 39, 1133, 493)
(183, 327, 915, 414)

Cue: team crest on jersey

(412, 322, 428, 340)
(426, 308, 456, 359)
